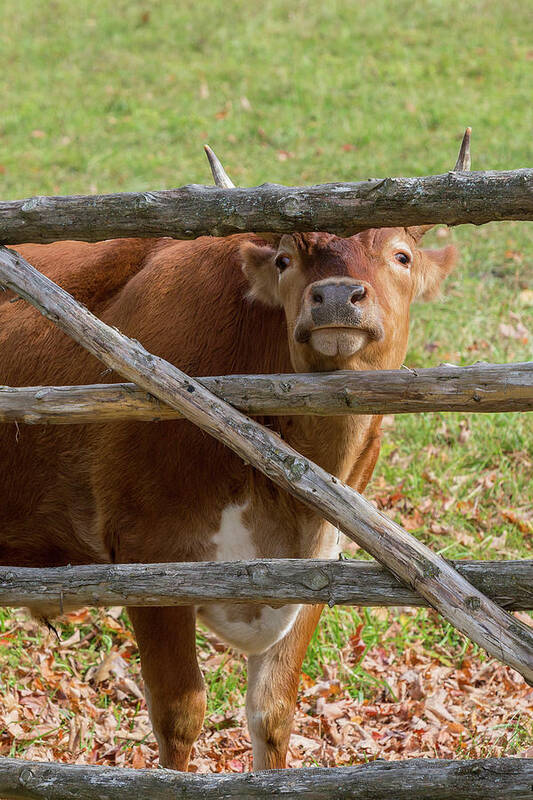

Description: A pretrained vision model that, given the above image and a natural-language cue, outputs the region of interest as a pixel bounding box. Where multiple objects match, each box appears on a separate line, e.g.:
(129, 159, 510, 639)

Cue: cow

(0, 146, 462, 771)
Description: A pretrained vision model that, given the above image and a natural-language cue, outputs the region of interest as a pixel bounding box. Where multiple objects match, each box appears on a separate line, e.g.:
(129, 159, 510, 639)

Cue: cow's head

(203, 132, 467, 371)
(240, 228, 456, 371)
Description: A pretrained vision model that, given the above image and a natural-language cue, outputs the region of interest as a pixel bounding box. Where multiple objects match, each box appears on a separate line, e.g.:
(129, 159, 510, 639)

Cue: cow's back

(0, 236, 289, 568)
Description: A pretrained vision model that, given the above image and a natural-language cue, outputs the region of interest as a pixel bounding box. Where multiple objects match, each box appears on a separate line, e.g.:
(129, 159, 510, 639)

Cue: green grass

(0, 0, 532, 747)
(1, 0, 532, 194)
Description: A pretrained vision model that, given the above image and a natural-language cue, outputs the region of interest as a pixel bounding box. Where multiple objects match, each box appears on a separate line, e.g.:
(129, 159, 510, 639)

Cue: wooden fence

(1, 756, 533, 800)
(1, 361, 532, 423)
(0, 136, 532, 799)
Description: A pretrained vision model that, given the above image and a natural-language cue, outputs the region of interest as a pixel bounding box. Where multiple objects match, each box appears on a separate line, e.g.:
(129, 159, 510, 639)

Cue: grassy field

(0, 0, 532, 770)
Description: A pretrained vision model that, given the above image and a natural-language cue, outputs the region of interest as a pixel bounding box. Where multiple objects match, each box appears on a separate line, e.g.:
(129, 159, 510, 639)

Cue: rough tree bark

(0, 560, 531, 611)
(1, 170, 532, 244)
(1, 756, 532, 800)
(1, 362, 532, 424)
(1, 245, 533, 683)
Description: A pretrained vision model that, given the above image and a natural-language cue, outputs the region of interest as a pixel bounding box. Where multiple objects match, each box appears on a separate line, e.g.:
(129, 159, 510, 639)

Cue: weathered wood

(1, 362, 532, 425)
(1, 246, 533, 684)
(1, 170, 533, 245)
(0, 559, 531, 611)
(1, 756, 533, 800)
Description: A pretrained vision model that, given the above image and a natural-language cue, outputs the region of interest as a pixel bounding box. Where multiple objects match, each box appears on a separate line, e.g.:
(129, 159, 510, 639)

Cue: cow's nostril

(312, 291, 324, 304)
(350, 286, 366, 303)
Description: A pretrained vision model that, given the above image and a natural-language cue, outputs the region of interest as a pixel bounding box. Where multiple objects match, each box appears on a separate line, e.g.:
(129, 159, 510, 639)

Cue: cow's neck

(278, 413, 374, 482)
(236, 307, 379, 489)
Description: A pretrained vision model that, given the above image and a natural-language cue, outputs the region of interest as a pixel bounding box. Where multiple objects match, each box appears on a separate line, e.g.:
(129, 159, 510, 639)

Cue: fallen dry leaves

(1, 447, 530, 771)
(368, 453, 532, 553)
(0, 605, 531, 773)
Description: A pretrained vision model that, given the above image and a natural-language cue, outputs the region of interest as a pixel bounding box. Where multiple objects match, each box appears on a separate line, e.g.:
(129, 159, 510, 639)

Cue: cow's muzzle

(294, 278, 384, 358)
(309, 281, 367, 328)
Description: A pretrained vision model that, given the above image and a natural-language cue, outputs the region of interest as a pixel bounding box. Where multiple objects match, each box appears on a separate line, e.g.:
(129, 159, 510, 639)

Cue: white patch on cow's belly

(197, 503, 301, 655)
(210, 503, 259, 562)
(198, 601, 301, 656)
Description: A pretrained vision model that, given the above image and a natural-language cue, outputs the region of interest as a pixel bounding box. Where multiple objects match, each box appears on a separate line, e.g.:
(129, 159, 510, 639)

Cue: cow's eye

(276, 254, 291, 272)
(395, 252, 411, 266)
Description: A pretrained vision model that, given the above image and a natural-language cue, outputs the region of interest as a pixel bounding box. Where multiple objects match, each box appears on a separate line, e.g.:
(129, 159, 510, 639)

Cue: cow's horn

(453, 127, 472, 171)
(204, 145, 236, 188)
(408, 128, 472, 241)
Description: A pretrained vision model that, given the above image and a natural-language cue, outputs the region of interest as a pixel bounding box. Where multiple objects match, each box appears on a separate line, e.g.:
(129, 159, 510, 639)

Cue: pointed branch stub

(453, 127, 472, 171)
(204, 145, 236, 188)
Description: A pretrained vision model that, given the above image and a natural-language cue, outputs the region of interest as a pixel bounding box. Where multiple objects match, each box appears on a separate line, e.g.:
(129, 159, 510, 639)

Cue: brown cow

(0, 153, 459, 771)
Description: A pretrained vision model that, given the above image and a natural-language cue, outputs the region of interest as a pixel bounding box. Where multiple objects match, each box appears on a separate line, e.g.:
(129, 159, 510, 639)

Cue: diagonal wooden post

(1, 244, 532, 683)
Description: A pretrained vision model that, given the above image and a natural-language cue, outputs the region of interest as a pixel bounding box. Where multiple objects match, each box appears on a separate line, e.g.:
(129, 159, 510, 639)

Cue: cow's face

(241, 228, 457, 371)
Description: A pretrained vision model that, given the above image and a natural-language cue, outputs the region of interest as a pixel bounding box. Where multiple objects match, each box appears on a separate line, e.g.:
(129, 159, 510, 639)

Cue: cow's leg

(246, 603, 323, 770)
(128, 606, 206, 770)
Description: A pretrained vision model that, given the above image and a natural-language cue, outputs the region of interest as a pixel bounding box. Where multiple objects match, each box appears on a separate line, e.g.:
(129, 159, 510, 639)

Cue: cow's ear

(413, 245, 458, 300)
(241, 241, 282, 307)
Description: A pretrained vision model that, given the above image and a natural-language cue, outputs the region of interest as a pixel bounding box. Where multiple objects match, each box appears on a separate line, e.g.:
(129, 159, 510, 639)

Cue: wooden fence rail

(2, 244, 533, 683)
(1, 169, 532, 245)
(1, 756, 532, 800)
(1, 361, 532, 425)
(1, 559, 531, 611)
